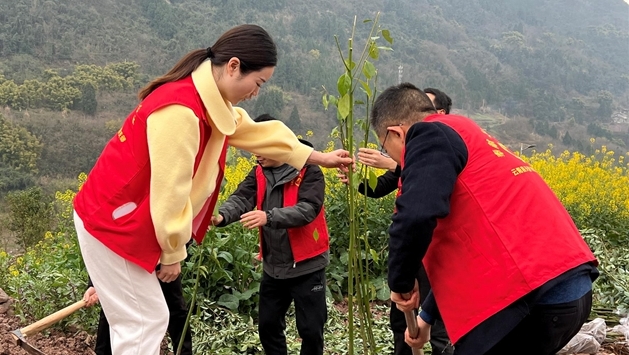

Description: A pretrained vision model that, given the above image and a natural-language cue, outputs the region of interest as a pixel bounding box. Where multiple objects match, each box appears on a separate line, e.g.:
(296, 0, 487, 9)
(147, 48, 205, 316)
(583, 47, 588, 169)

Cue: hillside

(0, 0, 628, 181)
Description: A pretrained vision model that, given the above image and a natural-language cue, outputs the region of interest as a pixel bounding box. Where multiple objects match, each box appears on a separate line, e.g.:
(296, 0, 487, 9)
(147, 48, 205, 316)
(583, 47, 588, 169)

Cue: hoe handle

(20, 300, 86, 337)
(404, 310, 425, 355)
(401, 292, 424, 355)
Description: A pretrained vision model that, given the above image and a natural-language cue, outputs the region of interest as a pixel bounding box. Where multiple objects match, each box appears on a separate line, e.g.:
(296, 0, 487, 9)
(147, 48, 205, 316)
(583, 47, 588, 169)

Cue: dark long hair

(138, 24, 277, 100)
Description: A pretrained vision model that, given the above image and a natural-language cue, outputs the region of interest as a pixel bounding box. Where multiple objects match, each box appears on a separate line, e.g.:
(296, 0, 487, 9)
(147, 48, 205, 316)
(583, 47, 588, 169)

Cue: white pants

(74, 211, 169, 355)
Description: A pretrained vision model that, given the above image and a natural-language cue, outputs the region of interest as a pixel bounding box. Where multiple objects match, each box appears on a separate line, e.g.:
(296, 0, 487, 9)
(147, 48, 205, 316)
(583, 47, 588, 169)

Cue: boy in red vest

(212, 114, 329, 355)
(372, 83, 598, 355)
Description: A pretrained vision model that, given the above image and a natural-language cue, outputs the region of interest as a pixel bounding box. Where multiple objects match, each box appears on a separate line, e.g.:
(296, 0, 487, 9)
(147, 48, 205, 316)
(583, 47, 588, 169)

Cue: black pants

(483, 290, 592, 355)
(390, 266, 453, 355)
(94, 274, 193, 355)
(258, 269, 327, 355)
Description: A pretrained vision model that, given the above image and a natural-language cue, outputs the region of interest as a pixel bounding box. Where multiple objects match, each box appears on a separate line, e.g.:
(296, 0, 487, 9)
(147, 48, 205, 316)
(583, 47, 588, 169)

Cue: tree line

(0, 62, 140, 114)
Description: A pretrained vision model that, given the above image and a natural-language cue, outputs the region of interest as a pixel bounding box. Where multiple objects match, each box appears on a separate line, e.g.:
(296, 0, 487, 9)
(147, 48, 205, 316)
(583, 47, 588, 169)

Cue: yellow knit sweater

(146, 60, 312, 265)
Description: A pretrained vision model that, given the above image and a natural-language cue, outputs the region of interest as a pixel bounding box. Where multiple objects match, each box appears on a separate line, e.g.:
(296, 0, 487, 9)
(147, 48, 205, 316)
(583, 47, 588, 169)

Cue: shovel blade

(11, 330, 46, 355)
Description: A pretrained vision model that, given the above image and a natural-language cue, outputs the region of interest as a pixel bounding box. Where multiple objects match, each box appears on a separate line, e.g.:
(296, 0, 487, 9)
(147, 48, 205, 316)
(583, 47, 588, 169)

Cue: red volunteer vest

(73, 76, 228, 272)
(418, 114, 596, 344)
(255, 165, 330, 263)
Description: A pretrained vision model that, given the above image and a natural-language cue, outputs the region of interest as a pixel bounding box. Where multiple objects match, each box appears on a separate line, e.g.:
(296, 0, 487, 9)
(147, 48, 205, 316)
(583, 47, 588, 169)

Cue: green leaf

(338, 94, 350, 119)
(376, 281, 390, 301)
(368, 170, 379, 190)
(331, 126, 340, 138)
(313, 228, 320, 242)
(344, 59, 356, 70)
(239, 288, 257, 300)
(369, 43, 379, 60)
(350, 172, 360, 190)
(217, 251, 233, 263)
(363, 61, 376, 79)
(363, 19, 372, 23)
(354, 100, 365, 105)
(359, 80, 372, 98)
(369, 248, 379, 262)
(217, 293, 239, 311)
(322, 94, 329, 110)
(382, 29, 393, 44)
(377, 46, 393, 51)
(337, 73, 351, 96)
(328, 95, 338, 107)
(340, 252, 349, 265)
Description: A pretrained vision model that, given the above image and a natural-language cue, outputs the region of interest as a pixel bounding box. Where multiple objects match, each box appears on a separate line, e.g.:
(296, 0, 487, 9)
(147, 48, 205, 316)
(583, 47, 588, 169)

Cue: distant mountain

(0, 0, 627, 178)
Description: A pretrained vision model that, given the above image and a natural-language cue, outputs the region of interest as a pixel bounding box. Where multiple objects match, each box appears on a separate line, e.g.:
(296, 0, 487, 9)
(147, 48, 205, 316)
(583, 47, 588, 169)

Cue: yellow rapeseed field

(523, 143, 629, 231)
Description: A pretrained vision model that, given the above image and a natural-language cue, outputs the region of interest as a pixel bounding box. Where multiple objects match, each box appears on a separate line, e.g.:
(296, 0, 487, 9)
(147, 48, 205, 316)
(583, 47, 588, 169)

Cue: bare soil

(0, 307, 626, 354)
(1, 312, 95, 355)
(0, 312, 172, 355)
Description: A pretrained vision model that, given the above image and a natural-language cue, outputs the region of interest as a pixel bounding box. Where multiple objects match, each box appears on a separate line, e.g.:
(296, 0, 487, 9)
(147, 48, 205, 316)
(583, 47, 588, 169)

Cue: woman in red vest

(73, 25, 351, 355)
(371, 83, 597, 355)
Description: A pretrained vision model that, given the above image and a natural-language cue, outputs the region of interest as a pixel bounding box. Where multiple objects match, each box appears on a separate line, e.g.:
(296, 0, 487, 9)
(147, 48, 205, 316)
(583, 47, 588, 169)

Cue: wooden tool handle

(401, 293, 424, 355)
(404, 310, 424, 355)
(20, 300, 86, 337)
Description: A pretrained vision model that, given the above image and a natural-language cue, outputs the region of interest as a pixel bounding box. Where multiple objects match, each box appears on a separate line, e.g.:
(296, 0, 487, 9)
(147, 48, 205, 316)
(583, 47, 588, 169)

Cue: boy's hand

(241, 210, 267, 229)
(336, 171, 349, 184)
(336, 161, 357, 185)
(211, 214, 224, 226)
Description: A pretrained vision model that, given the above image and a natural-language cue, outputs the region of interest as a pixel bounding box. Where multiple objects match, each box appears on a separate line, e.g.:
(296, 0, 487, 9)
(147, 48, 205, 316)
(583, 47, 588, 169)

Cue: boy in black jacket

(213, 114, 330, 355)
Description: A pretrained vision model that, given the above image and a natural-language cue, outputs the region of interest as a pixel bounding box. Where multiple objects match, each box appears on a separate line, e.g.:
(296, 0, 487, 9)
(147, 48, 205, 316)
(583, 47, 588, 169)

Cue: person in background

(352, 87, 453, 197)
(373, 82, 597, 355)
(340, 87, 454, 355)
(213, 114, 329, 355)
(73, 24, 351, 354)
(423, 87, 452, 115)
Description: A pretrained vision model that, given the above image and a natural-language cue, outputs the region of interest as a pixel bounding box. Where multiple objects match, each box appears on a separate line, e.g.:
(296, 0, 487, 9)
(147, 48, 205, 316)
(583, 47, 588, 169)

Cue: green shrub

(4, 186, 53, 250)
(181, 228, 262, 317)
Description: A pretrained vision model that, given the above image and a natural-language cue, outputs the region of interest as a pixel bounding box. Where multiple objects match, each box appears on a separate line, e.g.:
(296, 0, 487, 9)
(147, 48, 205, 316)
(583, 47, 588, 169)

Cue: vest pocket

(112, 202, 138, 220)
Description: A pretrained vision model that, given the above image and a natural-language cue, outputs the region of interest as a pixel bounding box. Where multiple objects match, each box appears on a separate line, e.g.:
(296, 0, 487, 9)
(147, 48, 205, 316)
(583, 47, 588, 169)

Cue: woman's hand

(307, 150, 353, 169)
(83, 287, 99, 307)
(157, 262, 181, 283)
